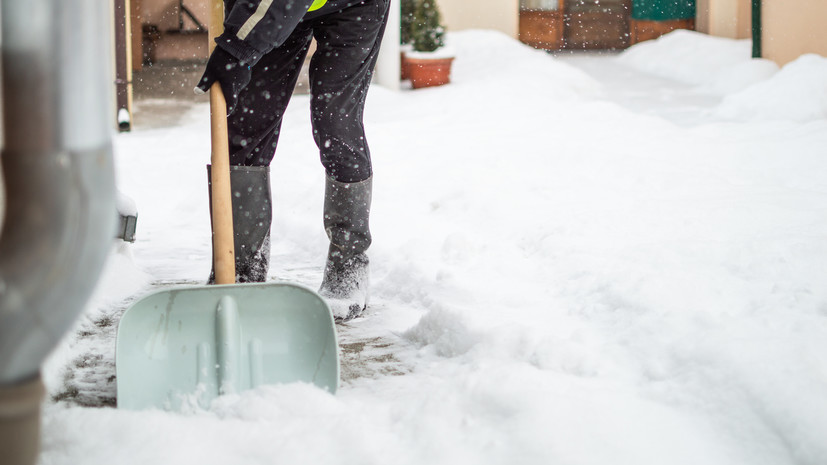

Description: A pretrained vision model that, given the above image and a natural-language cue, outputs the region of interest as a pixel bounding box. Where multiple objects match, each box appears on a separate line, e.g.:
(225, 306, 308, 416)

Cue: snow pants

(227, 0, 390, 183)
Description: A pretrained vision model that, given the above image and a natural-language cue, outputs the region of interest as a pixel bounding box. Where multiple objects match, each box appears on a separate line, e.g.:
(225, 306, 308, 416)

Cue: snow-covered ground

(39, 30, 827, 464)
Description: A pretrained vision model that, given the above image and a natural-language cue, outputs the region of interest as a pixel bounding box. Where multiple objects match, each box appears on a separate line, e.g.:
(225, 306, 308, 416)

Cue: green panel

(752, 0, 762, 58)
(632, 0, 696, 20)
(116, 282, 339, 410)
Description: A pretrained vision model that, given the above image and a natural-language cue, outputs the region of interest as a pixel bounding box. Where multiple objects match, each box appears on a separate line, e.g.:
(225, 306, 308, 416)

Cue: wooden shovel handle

(209, 0, 235, 285)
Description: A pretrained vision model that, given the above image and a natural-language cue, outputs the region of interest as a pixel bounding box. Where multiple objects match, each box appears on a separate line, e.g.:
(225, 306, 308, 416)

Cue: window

(521, 0, 560, 11)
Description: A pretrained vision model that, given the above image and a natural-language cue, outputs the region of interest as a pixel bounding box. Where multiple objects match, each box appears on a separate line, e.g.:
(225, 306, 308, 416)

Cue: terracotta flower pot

(405, 55, 454, 89)
(400, 51, 411, 81)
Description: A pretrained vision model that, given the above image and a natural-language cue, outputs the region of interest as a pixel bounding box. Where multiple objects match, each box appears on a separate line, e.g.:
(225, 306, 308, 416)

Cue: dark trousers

(227, 0, 389, 183)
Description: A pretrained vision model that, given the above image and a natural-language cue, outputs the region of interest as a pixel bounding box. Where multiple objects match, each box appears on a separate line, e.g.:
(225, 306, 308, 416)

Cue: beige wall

(735, 0, 751, 38)
(438, 0, 519, 38)
(763, 0, 827, 65)
(140, 0, 208, 31)
(134, 0, 209, 62)
(698, 0, 827, 65)
(696, 0, 751, 39)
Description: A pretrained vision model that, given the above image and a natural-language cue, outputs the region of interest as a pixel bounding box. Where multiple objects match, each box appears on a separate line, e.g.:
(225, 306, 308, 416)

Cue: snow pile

(716, 53, 827, 121)
(116, 190, 138, 216)
(402, 307, 481, 358)
(449, 29, 601, 97)
(617, 29, 827, 121)
(38, 29, 827, 465)
(617, 29, 778, 95)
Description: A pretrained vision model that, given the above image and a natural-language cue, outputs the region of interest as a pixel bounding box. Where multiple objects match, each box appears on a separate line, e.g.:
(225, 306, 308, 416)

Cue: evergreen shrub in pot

(403, 0, 454, 89)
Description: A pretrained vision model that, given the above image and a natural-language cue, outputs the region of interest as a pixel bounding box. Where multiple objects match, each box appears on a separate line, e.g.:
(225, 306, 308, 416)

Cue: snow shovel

(115, 0, 339, 411)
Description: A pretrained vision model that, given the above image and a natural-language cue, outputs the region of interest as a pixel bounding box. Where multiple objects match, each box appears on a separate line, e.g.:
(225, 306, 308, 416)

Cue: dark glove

(194, 46, 252, 115)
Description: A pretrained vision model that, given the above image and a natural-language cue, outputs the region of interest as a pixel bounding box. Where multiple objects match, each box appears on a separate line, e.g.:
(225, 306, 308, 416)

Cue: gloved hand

(194, 46, 252, 115)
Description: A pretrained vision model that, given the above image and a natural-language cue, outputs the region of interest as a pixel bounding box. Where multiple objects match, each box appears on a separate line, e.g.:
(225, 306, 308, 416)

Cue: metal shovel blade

(116, 282, 339, 410)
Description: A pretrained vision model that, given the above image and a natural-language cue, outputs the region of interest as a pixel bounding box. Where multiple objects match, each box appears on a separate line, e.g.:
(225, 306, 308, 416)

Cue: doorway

(519, 0, 632, 50)
(564, 0, 631, 49)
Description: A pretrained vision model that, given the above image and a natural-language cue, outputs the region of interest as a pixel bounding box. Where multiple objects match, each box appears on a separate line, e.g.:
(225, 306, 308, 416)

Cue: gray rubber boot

(208, 165, 272, 283)
(0, 375, 45, 465)
(319, 176, 372, 322)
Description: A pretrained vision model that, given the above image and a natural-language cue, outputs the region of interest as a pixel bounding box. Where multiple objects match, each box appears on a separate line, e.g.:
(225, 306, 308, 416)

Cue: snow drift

(717, 53, 827, 121)
(38, 29, 827, 465)
(618, 29, 827, 122)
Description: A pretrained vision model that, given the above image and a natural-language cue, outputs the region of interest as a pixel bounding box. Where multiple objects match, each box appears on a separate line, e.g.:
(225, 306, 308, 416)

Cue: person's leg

(208, 25, 313, 282)
(308, 0, 389, 321)
(308, 0, 389, 182)
(207, 165, 272, 283)
(227, 25, 314, 166)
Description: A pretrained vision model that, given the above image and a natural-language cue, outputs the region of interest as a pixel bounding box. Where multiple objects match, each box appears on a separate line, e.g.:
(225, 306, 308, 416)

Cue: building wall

(735, 0, 750, 38)
(696, 0, 750, 39)
(439, 0, 520, 38)
(763, 0, 827, 65)
(137, 0, 209, 62)
(141, 0, 208, 30)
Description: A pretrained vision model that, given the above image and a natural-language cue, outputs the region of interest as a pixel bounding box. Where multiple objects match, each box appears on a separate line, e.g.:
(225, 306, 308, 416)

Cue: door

(564, 0, 631, 49)
(519, 0, 565, 50)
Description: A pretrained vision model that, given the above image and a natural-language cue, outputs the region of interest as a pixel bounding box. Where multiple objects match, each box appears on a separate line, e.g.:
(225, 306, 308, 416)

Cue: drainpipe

(374, 0, 400, 90)
(0, 0, 116, 464)
(752, 0, 762, 58)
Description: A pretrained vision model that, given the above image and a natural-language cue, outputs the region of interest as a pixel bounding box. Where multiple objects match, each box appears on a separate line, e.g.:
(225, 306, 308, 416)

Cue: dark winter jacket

(218, 0, 362, 65)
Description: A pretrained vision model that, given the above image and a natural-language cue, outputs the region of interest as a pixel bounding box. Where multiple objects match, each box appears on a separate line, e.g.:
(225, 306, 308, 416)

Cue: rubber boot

(319, 176, 372, 322)
(207, 165, 272, 283)
(0, 374, 46, 465)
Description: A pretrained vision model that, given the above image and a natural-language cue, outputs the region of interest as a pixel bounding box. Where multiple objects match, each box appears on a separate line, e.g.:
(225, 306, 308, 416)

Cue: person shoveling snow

(195, 0, 391, 321)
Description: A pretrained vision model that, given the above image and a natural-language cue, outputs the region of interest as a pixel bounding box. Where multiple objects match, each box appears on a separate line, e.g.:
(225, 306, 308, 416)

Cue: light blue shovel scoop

(116, 282, 339, 410)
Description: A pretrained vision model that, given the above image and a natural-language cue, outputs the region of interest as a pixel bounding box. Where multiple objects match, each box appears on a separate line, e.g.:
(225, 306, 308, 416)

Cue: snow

(405, 45, 457, 60)
(116, 190, 138, 216)
(39, 30, 827, 465)
(717, 53, 827, 122)
(617, 29, 779, 95)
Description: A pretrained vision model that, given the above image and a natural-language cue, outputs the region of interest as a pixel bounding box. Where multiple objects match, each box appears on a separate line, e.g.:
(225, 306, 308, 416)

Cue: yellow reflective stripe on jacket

(238, 0, 328, 41)
(307, 0, 327, 11)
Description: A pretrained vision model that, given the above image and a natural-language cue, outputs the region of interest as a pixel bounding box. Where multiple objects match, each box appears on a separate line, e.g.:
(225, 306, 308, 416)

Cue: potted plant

(403, 0, 454, 89)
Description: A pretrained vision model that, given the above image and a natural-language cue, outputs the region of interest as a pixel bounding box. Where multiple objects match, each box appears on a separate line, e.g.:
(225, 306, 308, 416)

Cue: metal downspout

(0, 1, 116, 463)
